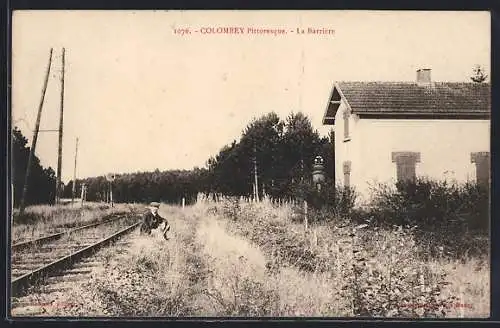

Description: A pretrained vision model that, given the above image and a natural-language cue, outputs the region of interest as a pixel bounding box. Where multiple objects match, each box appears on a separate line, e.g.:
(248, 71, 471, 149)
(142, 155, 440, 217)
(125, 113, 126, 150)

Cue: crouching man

(140, 202, 171, 240)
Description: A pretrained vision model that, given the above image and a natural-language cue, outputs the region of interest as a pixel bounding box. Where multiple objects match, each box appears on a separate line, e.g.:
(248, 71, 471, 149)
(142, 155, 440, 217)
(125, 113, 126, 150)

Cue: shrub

(367, 178, 489, 258)
(220, 196, 241, 220)
(302, 183, 357, 223)
(368, 178, 488, 233)
(351, 226, 458, 317)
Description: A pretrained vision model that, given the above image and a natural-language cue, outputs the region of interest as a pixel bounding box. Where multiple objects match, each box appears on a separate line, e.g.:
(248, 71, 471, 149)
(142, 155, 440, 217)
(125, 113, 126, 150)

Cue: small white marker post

(105, 173, 115, 208)
(420, 270, 425, 293)
(80, 183, 86, 207)
(182, 197, 185, 210)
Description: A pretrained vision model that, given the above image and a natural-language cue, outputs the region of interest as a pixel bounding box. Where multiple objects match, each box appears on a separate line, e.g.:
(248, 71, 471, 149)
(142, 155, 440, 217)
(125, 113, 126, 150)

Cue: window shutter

(392, 152, 420, 183)
(477, 161, 490, 186)
(343, 161, 351, 187)
(343, 110, 350, 140)
(402, 161, 416, 182)
(396, 162, 404, 182)
(471, 152, 490, 186)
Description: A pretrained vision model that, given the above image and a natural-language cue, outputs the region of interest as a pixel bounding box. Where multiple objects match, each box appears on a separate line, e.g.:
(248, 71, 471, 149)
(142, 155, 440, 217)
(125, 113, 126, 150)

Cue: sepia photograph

(9, 10, 490, 318)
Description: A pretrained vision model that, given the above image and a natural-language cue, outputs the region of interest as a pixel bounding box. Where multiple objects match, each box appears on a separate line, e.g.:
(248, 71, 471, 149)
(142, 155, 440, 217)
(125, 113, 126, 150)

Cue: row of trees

(205, 112, 334, 198)
(12, 127, 57, 207)
(62, 168, 209, 205)
(60, 112, 334, 204)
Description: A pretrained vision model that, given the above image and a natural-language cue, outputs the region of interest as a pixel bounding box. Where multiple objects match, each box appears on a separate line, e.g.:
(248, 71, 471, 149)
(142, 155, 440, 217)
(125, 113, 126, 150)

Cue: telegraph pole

(253, 143, 259, 202)
(19, 48, 53, 215)
(300, 141, 304, 183)
(106, 174, 115, 207)
(71, 137, 79, 205)
(56, 48, 65, 204)
(110, 181, 114, 207)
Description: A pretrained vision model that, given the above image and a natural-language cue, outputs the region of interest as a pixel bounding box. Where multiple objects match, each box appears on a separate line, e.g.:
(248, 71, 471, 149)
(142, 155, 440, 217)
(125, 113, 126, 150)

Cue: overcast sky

(12, 10, 490, 182)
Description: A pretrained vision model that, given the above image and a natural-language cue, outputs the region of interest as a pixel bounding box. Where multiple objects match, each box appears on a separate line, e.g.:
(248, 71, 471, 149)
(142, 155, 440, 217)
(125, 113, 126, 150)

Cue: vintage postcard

(10, 10, 490, 318)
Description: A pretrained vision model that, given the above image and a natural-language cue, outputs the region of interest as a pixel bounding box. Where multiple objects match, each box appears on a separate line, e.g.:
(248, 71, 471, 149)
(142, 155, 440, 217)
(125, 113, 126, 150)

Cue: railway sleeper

(46, 273, 92, 283)
(38, 244, 92, 250)
(51, 268, 94, 276)
(72, 260, 102, 268)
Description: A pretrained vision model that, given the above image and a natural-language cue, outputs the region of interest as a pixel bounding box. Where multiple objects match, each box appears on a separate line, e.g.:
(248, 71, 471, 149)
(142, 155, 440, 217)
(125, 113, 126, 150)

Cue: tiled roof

(323, 82, 491, 124)
(323, 81, 490, 124)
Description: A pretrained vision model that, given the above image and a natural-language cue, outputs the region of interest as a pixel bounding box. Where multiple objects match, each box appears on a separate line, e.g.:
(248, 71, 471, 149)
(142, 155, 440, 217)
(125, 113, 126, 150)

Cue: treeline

(205, 112, 334, 198)
(62, 168, 209, 205)
(62, 112, 334, 204)
(12, 127, 57, 206)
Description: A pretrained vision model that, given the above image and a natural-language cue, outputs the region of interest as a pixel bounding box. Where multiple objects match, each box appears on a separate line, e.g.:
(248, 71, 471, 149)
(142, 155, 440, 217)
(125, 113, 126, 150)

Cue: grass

(87, 197, 489, 317)
(199, 195, 490, 318)
(83, 205, 198, 316)
(11, 202, 143, 243)
(15, 197, 488, 318)
(192, 201, 351, 316)
(194, 214, 280, 316)
(75, 203, 351, 316)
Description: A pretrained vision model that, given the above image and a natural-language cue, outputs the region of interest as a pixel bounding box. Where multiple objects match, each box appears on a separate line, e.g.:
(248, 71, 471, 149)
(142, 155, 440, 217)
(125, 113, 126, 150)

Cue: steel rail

(11, 221, 140, 297)
(12, 215, 126, 251)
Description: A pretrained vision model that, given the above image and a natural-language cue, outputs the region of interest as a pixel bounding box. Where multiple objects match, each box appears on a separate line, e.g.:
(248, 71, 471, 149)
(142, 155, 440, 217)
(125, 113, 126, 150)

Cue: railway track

(12, 214, 127, 251)
(10, 215, 141, 300)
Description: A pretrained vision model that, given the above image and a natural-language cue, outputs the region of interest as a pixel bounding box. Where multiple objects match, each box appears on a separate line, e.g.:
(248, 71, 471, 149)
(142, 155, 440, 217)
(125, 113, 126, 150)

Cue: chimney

(416, 68, 432, 85)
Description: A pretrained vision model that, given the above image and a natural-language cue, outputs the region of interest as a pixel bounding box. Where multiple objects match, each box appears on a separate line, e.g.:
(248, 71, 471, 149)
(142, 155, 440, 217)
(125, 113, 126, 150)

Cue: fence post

(459, 285, 465, 318)
(304, 200, 308, 230)
(420, 270, 425, 293)
(80, 184, 86, 207)
(182, 197, 185, 210)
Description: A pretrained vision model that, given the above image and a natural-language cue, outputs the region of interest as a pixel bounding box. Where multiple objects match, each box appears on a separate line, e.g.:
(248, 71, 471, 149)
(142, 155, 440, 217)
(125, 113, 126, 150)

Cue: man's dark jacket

(140, 211, 168, 234)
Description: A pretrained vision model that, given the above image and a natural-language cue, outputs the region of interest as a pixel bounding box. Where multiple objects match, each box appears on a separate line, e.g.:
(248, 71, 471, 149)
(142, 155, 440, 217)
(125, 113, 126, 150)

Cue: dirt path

(193, 213, 279, 316)
(190, 203, 349, 316)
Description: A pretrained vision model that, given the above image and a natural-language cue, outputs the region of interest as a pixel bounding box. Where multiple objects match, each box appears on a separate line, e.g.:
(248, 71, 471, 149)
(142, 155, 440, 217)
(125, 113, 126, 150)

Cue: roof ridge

(336, 81, 490, 85)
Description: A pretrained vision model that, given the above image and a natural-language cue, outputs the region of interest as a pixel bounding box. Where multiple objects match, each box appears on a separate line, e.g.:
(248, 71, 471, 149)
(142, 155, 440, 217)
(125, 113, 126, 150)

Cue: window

(471, 152, 490, 186)
(343, 109, 350, 141)
(391, 152, 421, 183)
(343, 161, 351, 187)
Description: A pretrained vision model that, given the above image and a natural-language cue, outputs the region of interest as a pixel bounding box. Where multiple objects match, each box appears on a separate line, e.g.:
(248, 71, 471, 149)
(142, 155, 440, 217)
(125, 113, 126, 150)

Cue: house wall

(334, 102, 361, 189)
(348, 118, 491, 203)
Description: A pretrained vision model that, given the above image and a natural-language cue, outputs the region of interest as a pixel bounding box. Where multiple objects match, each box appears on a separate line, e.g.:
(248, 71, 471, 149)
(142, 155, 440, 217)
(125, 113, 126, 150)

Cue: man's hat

(148, 202, 160, 209)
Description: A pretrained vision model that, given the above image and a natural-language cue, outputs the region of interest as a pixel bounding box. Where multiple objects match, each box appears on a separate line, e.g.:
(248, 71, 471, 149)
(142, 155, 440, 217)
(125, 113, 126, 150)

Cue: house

(322, 69, 490, 203)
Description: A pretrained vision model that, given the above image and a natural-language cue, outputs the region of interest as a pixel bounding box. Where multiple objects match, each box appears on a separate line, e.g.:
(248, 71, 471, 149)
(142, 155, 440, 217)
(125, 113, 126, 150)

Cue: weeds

(11, 203, 140, 243)
(34, 196, 488, 318)
(202, 194, 489, 318)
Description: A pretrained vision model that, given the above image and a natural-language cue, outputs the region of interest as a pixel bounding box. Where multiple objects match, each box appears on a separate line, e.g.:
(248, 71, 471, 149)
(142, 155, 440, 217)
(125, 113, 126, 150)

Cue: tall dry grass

(81, 205, 196, 316)
(197, 194, 489, 318)
(194, 212, 351, 316)
(47, 198, 488, 318)
(78, 203, 352, 316)
(11, 202, 142, 243)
